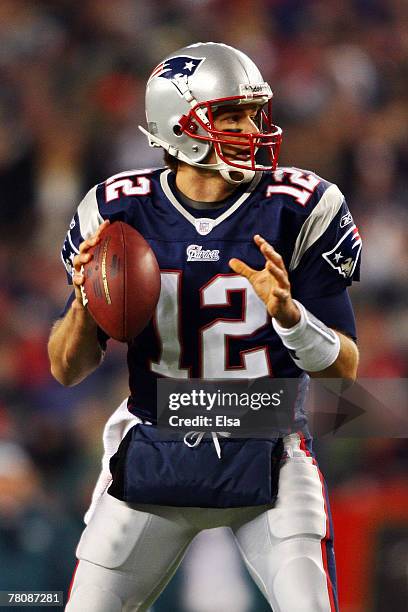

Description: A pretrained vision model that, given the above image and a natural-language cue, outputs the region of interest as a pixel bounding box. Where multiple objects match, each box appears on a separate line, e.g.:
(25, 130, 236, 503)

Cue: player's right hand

(229, 234, 301, 328)
(72, 220, 110, 307)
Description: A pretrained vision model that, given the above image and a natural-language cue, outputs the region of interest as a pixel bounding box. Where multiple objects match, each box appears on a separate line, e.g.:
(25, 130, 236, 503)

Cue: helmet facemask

(178, 97, 282, 176)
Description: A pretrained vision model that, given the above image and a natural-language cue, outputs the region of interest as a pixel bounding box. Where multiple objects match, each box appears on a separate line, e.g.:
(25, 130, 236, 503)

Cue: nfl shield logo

(195, 218, 215, 235)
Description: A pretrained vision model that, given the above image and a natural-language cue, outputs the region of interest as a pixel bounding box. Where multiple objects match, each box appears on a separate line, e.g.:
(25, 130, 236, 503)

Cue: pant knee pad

(267, 536, 333, 612)
(66, 585, 122, 612)
(273, 555, 332, 612)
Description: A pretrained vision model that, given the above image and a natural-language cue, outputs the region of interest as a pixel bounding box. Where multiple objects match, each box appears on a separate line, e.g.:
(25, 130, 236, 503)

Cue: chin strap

(218, 167, 256, 184)
(215, 150, 256, 184)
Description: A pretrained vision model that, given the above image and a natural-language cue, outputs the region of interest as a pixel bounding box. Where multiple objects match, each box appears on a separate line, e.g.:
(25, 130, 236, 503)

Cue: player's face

(210, 104, 260, 163)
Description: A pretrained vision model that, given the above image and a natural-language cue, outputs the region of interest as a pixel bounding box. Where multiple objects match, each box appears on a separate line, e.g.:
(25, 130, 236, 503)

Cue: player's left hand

(229, 235, 301, 328)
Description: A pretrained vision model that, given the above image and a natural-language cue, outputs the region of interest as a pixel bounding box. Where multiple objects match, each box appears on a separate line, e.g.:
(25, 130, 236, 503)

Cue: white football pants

(66, 434, 337, 612)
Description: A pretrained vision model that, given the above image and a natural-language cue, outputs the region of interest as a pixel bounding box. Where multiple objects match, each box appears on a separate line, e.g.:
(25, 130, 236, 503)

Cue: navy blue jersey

(61, 166, 361, 424)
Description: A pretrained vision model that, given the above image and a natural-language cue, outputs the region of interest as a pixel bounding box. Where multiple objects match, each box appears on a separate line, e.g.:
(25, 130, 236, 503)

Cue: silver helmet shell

(140, 42, 282, 180)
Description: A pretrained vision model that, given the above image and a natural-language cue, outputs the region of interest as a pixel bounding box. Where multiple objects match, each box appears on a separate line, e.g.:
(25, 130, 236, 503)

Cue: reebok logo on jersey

(187, 244, 220, 262)
(340, 211, 353, 228)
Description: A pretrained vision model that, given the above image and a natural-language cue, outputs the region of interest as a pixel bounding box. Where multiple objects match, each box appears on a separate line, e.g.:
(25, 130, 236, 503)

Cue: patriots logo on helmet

(322, 224, 362, 278)
(148, 55, 205, 95)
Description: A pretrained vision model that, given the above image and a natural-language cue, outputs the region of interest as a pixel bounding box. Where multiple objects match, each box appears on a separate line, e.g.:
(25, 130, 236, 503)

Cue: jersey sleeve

(60, 185, 104, 284)
(60, 170, 155, 283)
(59, 185, 110, 348)
(299, 289, 357, 341)
(289, 185, 362, 300)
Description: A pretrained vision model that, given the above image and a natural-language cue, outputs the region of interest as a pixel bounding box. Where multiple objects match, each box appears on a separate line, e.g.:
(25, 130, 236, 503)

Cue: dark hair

(164, 150, 178, 173)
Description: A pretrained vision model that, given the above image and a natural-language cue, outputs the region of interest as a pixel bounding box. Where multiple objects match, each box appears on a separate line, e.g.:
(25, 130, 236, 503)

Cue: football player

(49, 42, 361, 611)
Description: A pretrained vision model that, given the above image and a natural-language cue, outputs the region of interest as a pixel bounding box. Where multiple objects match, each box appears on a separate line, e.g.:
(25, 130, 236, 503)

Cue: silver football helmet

(139, 42, 282, 184)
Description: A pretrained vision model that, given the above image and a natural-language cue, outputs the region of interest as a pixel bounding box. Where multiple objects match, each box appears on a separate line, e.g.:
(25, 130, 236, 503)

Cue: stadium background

(0, 0, 407, 610)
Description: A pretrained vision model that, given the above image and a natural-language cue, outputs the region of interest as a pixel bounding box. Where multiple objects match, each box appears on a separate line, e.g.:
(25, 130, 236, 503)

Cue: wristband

(272, 300, 340, 372)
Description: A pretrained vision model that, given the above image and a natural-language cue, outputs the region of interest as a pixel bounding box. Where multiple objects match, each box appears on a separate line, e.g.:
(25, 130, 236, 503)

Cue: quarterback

(49, 42, 360, 611)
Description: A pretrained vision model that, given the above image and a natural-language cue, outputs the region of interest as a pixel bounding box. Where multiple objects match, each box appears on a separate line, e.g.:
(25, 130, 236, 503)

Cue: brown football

(83, 221, 160, 342)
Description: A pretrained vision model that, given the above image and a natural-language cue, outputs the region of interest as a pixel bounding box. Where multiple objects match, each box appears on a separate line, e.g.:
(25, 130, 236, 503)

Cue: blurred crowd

(0, 1, 407, 610)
